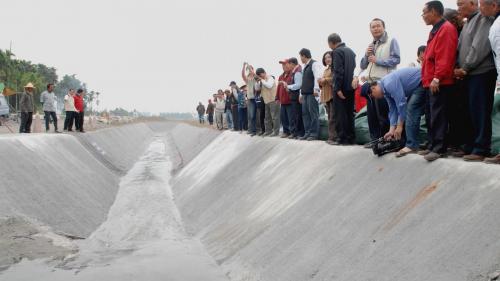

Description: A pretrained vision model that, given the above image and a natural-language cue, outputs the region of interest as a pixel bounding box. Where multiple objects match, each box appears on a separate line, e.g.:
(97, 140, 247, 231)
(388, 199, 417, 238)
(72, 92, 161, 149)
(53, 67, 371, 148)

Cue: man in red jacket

(277, 59, 293, 138)
(74, 89, 85, 133)
(421, 0, 459, 161)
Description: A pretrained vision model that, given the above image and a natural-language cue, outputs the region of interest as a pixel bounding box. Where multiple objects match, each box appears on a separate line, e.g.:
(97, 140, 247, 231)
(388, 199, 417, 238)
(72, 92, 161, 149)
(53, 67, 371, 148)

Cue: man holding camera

(369, 67, 422, 156)
(255, 68, 280, 137)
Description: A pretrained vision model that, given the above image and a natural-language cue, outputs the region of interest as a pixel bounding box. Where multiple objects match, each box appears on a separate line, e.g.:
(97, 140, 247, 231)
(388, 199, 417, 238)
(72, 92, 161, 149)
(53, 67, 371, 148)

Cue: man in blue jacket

(369, 67, 422, 155)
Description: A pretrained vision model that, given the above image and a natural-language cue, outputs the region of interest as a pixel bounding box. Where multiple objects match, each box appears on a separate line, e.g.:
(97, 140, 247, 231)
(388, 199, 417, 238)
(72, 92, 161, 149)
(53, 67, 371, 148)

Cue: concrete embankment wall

(0, 122, 216, 238)
(172, 131, 500, 281)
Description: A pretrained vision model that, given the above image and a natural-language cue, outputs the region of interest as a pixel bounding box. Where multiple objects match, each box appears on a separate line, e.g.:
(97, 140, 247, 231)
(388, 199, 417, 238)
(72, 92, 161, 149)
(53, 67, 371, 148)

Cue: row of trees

(0, 48, 100, 114)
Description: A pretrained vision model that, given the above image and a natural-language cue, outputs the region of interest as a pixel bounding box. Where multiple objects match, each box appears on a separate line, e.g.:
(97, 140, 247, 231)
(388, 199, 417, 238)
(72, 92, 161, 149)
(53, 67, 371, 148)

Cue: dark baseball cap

(288, 57, 299, 65)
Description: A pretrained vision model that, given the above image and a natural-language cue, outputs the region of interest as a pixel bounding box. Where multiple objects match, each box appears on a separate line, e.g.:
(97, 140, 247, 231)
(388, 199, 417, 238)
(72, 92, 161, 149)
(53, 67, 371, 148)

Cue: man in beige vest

(359, 18, 401, 146)
(255, 68, 280, 137)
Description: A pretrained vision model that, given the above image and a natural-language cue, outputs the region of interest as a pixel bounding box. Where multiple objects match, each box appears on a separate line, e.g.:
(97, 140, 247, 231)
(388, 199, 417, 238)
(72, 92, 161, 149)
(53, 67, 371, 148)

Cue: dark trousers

(280, 104, 294, 135)
(325, 100, 337, 141)
(291, 100, 304, 137)
(446, 80, 469, 150)
(44, 111, 58, 131)
(465, 70, 497, 155)
(256, 101, 266, 134)
(427, 85, 453, 154)
(64, 111, 76, 131)
(208, 113, 214, 125)
(19, 112, 33, 133)
(334, 90, 355, 143)
(75, 112, 84, 131)
(366, 96, 390, 140)
(232, 106, 239, 131)
(302, 94, 320, 138)
(238, 107, 248, 131)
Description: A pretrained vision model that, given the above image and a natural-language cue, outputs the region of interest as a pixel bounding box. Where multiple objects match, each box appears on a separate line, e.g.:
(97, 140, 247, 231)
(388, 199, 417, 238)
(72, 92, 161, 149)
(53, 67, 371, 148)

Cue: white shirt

(260, 76, 275, 89)
(489, 15, 500, 84)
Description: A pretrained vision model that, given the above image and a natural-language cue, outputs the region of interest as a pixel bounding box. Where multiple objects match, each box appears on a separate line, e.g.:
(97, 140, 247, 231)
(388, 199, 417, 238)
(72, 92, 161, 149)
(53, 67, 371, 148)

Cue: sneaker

(484, 155, 500, 164)
(424, 152, 442, 162)
(326, 140, 336, 145)
(418, 149, 430, 156)
(280, 134, 290, 138)
(262, 132, 271, 137)
(395, 147, 417, 158)
(463, 154, 485, 162)
(54, 130, 61, 134)
(288, 135, 297, 139)
(270, 133, 280, 137)
(307, 137, 318, 141)
(249, 133, 256, 137)
(299, 135, 310, 141)
(448, 148, 466, 158)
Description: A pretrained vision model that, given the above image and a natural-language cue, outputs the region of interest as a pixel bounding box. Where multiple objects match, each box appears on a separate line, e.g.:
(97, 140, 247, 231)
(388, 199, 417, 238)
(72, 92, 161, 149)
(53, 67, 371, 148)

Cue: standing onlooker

(328, 34, 357, 145)
(241, 63, 257, 136)
(255, 87, 266, 136)
(40, 83, 60, 133)
(421, 0, 459, 161)
(256, 68, 280, 137)
(484, 0, 500, 164)
(74, 89, 85, 133)
(319, 51, 336, 145)
(360, 18, 401, 146)
(277, 59, 293, 138)
(299, 48, 323, 141)
(444, 8, 465, 35)
(455, 0, 496, 161)
(206, 99, 215, 126)
(224, 89, 234, 130)
(196, 102, 206, 124)
(237, 85, 248, 132)
(19, 83, 35, 134)
(214, 90, 225, 130)
(64, 89, 77, 131)
(230, 81, 240, 131)
(285, 58, 304, 139)
(408, 46, 427, 68)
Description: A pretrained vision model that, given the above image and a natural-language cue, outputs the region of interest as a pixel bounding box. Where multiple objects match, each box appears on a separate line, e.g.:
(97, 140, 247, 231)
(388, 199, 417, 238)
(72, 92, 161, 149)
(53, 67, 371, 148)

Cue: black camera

(370, 138, 402, 157)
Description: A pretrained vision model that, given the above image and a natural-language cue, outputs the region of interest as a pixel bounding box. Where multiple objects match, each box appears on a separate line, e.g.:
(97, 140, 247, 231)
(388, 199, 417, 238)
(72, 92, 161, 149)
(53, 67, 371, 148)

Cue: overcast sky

(0, 0, 456, 114)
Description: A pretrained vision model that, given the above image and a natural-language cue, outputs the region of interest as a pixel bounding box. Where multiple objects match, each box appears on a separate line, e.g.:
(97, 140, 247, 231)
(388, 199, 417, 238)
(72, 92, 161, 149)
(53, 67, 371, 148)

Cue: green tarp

(492, 94, 500, 154)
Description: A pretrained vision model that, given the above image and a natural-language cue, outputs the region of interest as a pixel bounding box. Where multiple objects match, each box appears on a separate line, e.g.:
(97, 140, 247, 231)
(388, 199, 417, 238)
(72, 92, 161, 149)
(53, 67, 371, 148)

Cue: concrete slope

(149, 122, 220, 170)
(76, 123, 155, 174)
(172, 131, 500, 281)
(0, 134, 119, 238)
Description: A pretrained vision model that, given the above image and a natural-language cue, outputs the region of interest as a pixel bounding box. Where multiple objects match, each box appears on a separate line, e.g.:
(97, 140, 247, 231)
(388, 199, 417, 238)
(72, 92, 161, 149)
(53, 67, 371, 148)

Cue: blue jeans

(247, 99, 257, 134)
(225, 111, 233, 129)
(302, 94, 319, 138)
(405, 86, 427, 149)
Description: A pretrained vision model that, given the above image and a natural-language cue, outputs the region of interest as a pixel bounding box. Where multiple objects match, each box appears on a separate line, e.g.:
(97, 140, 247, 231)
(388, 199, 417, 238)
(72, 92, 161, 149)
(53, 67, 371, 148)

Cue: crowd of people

(19, 83, 86, 133)
(195, 0, 500, 164)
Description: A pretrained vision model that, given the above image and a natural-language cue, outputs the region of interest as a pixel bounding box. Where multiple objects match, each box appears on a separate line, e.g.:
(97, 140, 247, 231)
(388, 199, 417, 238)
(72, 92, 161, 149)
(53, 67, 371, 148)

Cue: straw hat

(24, 82, 35, 89)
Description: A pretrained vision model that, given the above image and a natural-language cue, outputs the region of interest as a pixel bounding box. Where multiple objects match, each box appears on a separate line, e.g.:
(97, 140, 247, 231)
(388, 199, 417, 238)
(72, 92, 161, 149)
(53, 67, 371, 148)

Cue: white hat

(24, 82, 35, 89)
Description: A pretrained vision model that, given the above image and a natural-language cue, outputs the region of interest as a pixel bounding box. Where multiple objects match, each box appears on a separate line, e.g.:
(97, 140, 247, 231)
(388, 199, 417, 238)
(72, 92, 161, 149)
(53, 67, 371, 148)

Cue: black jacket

(332, 43, 356, 93)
